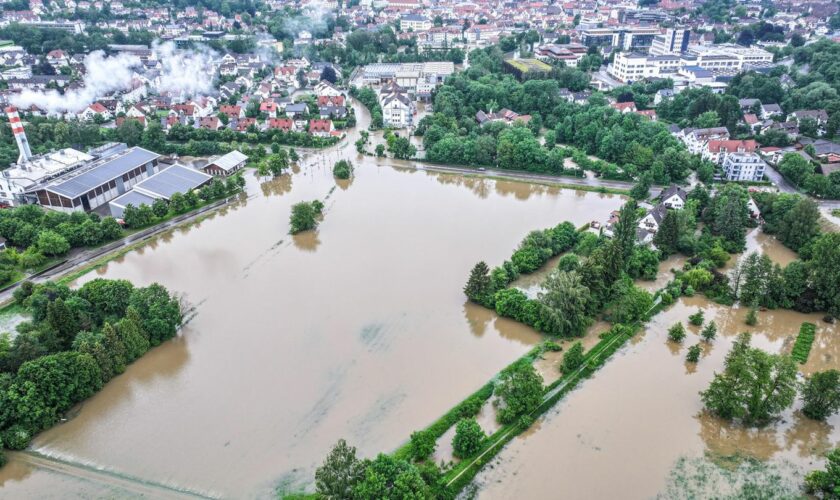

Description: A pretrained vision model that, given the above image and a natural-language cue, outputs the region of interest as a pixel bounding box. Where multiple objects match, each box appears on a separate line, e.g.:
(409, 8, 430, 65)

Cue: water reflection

(260, 173, 293, 197)
(292, 230, 321, 252)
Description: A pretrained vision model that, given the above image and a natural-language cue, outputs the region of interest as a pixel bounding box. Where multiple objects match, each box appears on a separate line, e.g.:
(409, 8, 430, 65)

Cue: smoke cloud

(281, 0, 335, 38)
(11, 42, 217, 115)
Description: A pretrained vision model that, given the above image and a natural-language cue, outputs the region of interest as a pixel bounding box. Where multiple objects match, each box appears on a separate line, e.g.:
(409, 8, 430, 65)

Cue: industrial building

(2, 106, 218, 216)
(109, 164, 213, 218)
(26, 146, 162, 212)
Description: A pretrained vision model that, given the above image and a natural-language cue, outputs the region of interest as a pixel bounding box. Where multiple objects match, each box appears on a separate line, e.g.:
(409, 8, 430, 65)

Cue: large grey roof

(45, 147, 160, 198)
(109, 189, 158, 209)
(134, 164, 212, 200)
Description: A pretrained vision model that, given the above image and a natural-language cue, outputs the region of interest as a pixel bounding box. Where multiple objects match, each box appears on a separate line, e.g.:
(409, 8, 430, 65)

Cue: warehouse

(25, 146, 161, 212)
(109, 164, 213, 218)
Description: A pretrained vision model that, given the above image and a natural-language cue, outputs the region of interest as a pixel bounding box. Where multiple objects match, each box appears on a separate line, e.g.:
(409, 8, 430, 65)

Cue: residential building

(659, 185, 688, 209)
(702, 139, 758, 164)
(721, 152, 766, 182)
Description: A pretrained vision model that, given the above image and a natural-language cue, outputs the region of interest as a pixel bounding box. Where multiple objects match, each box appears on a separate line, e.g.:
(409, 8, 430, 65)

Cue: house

(380, 84, 412, 129)
(260, 100, 278, 118)
(199, 116, 222, 130)
(659, 185, 688, 209)
(234, 117, 258, 132)
(636, 109, 657, 121)
(219, 104, 243, 120)
(314, 80, 342, 97)
(638, 204, 667, 233)
(790, 109, 829, 135)
(611, 101, 637, 113)
(317, 95, 345, 107)
(680, 127, 730, 154)
(475, 108, 531, 126)
(78, 102, 112, 121)
(203, 150, 248, 177)
(747, 197, 761, 219)
(308, 119, 334, 137)
(702, 139, 758, 164)
(46, 49, 68, 67)
(742, 113, 761, 132)
(283, 103, 309, 118)
(267, 118, 295, 132)
(760, 103, 783, 120)
(738, 98, 761, 113)
(319, 105, 348, 119)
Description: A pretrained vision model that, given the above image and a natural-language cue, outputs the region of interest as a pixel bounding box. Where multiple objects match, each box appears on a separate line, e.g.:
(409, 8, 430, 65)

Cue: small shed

(203, 151, 248, 177)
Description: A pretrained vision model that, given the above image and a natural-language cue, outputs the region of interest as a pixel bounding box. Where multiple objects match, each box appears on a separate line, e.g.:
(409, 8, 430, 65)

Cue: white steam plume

(13, 51, 140, 114)
(11, 41, 217, 115)
(153, 41, 217, 97)
(282, 0, 335, 38)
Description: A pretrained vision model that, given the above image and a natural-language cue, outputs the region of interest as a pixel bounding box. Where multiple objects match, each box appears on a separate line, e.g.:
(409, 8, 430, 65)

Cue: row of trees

(776, 153, 840, 200)
(0, 206, 125, 282)
(122, 175, 245, 229)
(0, 278, 183, 460)
(702, 333, 840, 426)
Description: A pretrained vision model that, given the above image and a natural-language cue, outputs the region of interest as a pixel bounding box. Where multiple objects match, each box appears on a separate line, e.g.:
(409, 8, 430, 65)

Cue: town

(0, 0, 839, 499)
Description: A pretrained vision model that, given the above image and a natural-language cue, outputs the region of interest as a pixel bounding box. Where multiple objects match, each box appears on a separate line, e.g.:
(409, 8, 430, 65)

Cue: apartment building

(721, 152, 767, 182)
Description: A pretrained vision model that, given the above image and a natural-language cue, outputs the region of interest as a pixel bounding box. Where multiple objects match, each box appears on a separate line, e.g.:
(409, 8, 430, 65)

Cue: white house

(638, 204, 667, 233)
(658, 185, 688, 209)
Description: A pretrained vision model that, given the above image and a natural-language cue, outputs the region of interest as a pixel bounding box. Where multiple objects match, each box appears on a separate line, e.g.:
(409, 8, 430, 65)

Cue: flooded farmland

(471, 231, 839, 499)
(0, 156, 625, 497)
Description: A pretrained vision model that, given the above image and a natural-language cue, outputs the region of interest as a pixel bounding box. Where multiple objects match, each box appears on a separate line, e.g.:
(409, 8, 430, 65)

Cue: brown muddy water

(0, 158, 624, 497)
(471, 231, 839, 499)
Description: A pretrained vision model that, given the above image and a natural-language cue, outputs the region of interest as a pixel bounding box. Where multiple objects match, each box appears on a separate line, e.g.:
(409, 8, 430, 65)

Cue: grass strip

(791, 322, 816, 364)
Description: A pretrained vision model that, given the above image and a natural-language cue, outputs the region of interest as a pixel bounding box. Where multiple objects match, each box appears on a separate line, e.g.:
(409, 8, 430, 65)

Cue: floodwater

(0, 147, 624, 497)
(471, 232, 839, 499)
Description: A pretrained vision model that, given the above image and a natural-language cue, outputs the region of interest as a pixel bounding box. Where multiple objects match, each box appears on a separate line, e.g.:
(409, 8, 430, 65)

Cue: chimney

(5, 106, 33, 164)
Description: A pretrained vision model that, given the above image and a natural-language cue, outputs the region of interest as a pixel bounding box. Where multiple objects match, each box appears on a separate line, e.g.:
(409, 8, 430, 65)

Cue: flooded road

(0, 154, 624, 497)
(471, 232, 838, 499)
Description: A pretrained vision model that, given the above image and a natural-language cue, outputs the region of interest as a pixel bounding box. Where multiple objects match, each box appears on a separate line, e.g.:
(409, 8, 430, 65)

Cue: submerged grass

(791, 322, 816, 364)
(659, 454, 803, 499)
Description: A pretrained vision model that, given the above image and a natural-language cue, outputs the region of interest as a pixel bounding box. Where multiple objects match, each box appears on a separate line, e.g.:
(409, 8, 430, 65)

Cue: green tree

(701, 321, 717, 342)
(494, 362, 543, 424)
(689, 310, 704, 326)
(538, 270, 592, 337)
(686, 344, 702, 363)
(809, 233, 840, 317)
(452, 418, 484, 458)
(653, 210, 680, 256)
(561, 341, 584, 373)
(128, 284, 182, 346)
(629, 172, 653, 200)
(701, 333, 797, 425)
(353, 454, 428, 499)
(408, 430, 436, 461)
(333, 159, 354, 179)
(777, 198, 820, 251)
(375, 144, 385, 157)
(36, 230, 70, 256)
(745, 307, 758, 326)
(289, 201, 320, 234)
(805, 448, 840, 496)
(464, 261, 493, 305)
(712, 184, 749, 251)
(802, 370, 840, 421)
(668, 322, 686, 342)
(315, 439, 365, 499)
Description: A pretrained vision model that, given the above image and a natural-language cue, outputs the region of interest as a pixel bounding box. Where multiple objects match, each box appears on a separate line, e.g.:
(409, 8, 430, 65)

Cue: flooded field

(0, 156, 624, 497)
(471, 231, 838, 499)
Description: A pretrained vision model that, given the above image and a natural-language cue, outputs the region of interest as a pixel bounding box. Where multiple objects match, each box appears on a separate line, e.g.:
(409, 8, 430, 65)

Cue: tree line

(0, 278, 183, 463)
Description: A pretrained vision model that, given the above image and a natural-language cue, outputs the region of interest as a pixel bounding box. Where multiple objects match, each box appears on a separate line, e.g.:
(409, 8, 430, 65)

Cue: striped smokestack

(5, 106, 33, 163)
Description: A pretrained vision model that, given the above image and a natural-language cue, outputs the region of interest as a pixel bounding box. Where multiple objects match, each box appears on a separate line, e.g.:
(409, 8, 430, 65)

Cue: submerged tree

(464, 261, 493, 305)
(802, 370, 840, 421)
(700, 333, 797, 425)
(561, 341, 584, 373)
(289, 200, 323, 234)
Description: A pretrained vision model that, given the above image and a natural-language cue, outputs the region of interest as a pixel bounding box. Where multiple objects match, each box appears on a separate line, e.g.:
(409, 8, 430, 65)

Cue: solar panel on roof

(134, 164, 212, 200)
(47, 147, 160, 198)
